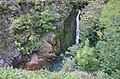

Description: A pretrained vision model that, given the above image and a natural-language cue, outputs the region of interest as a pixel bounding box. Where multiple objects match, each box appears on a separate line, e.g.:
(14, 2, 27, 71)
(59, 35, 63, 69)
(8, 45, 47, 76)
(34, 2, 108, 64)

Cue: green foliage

(66, 0, 120, 74)
(96, 0, 120, 74)
(0, 68, 80, 79)
(61, 56, 76, 72)
(9, 6, 55, 54)
(96, 33, 120, 74)
(78, 0, 120, 74)
(99, 0, 120, 29)
(109, 70, 120, 79)
(68, 44, 83, 56)
(62, 0, 120, 76)
(80, 0, 105, 47)
(92, 71, 120, 79)
(76, 39, 99, 71)
(0, 68, 120, 79)
(68, 39, 99, 72)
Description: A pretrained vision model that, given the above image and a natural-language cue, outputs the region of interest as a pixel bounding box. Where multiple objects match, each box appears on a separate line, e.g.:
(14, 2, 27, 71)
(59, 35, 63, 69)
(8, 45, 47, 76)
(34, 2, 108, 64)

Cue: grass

(0, 68, 80, 79)
(0, 67, 119, 79)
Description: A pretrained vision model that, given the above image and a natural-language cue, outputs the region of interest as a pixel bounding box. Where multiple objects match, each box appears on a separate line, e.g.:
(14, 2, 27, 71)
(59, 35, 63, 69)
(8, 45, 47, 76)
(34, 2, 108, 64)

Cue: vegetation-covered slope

(0, 0, 120, 79)
(68, 0, 120, 78)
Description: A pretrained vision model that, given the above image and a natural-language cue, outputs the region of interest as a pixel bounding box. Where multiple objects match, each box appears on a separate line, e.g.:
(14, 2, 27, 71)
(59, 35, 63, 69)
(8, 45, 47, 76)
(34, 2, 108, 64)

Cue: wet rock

(48, 56, 63, 72)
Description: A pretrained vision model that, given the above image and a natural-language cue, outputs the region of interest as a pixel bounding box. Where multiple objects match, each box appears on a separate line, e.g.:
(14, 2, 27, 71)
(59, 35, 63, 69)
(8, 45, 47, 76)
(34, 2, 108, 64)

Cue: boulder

(24, 53, 47, 70)
(39, 32, 60, 59)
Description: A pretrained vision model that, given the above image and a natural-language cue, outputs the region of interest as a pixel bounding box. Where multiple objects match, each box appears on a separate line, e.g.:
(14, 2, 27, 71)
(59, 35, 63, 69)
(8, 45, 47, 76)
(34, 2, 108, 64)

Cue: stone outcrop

(45, 0, 84, 31)
(39, 31, 60, 60)
(24, 53, 47, 70)
(0, 0, 35, 67)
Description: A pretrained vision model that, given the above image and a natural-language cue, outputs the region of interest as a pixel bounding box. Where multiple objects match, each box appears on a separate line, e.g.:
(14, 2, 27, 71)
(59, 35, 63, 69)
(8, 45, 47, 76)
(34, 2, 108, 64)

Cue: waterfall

(75, 10, 81, 44)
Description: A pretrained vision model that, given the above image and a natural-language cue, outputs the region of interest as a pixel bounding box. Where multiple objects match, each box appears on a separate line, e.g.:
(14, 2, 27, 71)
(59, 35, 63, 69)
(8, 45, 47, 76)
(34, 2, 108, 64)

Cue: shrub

(68, 39, 99, 72)
(76, 39, 99, 71)
(80, 0, 106, 47)
(0, 68, 80, 79)
(96, 33, 120, 74)
(9, 6, 56, 55)
(1, 68, 120, 79)
(96, 0, 120, 74)
(68, 44, 83, 56)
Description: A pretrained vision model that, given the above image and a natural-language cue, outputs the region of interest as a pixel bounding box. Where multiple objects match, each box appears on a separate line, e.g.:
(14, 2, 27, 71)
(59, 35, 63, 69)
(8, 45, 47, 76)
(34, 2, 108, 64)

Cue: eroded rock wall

(0, 0, 94, 67)
(0, 0, 35, 67)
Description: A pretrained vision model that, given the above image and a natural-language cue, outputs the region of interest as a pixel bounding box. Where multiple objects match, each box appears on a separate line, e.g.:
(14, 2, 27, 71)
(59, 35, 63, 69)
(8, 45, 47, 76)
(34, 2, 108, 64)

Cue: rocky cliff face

(45, 0, 87, 30)
(0, 0, 85, 67)
(0, 0, 30, 67)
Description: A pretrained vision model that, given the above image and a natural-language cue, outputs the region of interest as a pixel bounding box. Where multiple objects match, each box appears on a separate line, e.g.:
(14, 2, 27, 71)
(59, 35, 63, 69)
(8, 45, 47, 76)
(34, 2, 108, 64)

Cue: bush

(9, 6, 56, 55)
(0, 68, 80, 79)
(76, 39, 99, 71)
(80, 0, 106, 47)
(96, 0, 120, 74)
(0, 68, 120, 79)
(96, 32, 120, 74)
(68, 39, 99, 72)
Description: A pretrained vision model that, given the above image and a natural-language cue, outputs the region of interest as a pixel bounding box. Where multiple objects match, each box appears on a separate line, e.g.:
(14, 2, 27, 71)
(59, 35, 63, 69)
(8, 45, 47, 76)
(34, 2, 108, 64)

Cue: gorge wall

(0, 0, 107, 68)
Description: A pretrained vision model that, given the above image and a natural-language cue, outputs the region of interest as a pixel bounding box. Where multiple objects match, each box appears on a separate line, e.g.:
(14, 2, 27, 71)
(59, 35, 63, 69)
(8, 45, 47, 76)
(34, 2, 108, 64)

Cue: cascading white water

(75, 10, 81, 44)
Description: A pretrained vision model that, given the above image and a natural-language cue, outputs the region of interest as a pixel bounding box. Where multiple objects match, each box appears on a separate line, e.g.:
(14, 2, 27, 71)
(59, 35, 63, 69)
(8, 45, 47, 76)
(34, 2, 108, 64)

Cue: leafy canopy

(96, 0, 120, 74)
